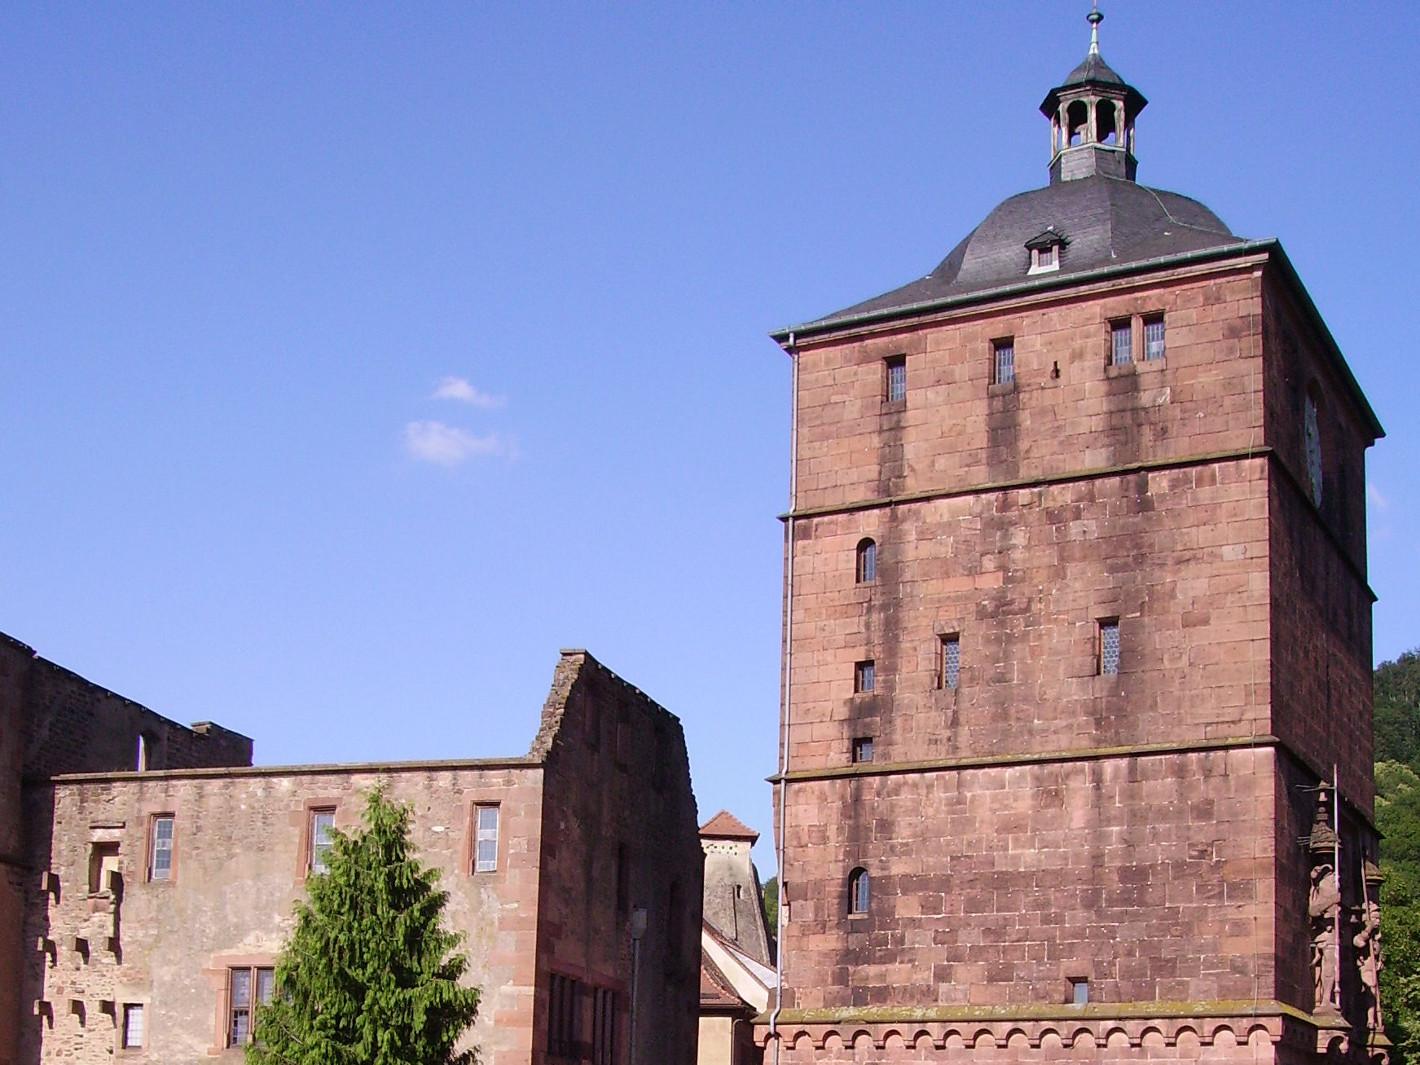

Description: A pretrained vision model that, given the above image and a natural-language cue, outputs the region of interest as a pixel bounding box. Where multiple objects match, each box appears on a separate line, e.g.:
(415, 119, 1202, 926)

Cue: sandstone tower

(761, 10, 1385, 1065)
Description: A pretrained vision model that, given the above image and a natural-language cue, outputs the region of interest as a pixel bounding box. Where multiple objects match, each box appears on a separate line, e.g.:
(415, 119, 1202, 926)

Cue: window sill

(1104, 361, 1135, 377)
(987, 381, 1017, 396)
(880, 399, 907, 413)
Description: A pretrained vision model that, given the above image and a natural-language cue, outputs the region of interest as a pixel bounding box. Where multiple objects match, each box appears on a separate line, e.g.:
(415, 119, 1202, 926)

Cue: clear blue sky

(4, 3, 1417, 872)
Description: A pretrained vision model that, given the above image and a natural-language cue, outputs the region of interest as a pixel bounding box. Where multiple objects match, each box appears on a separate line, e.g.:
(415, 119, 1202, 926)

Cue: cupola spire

(1040, 4, 1147, 184)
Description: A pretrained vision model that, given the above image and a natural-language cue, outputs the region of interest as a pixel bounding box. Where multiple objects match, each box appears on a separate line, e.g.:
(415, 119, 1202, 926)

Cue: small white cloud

(1368, 483, 1390, 512)
(432, 376, 505, 409)
(403, 421, 507, 466)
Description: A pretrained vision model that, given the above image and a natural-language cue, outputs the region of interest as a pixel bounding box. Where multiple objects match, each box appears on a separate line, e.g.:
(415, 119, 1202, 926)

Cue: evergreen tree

(249, 788, 481, 1065)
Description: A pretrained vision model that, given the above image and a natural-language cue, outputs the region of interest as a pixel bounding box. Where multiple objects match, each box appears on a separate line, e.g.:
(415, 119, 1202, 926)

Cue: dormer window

(1026, 230, 1066, 274)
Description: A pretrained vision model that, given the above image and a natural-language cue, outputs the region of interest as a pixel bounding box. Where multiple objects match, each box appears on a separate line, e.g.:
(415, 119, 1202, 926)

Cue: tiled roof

(700, 949, 748, 1009)
(699, 810, 759, 841)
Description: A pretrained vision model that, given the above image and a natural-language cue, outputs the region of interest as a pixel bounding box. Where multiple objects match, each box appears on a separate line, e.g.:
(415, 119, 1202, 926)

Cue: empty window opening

(308, 808, 335, 875)
(992, 338, 1015, 386)
(884, 354, 907, 403)
(848, 868, 870, 915)
(851, 737, 874, 764)
(1143, 315, 1166, 361)
(1304, 389, 1323, 505)
(854, 660, 876, 694)
(121, 1003, 144, 1049)
(1098, 619, 1121, 676)
(1096, 102, 1117, 145)
(1110, 319, 1133, 366)
(855, 539, 877, 584)
(1070, 978, 1090, 1005)
(1066, 100, 1089, 146)
(474, 804, 500, 873)
(149, 815, 174, 882)
(88, 842, 120, 896)
(939, 634, 961, 690)
(136, 732, 152, 772)
(228, 966, 274, 1047)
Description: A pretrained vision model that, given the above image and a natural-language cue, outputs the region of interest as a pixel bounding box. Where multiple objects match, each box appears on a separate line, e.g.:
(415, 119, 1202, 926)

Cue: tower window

(1143, 315, 1166, 360)
(854, 660, 876, 694)
(1304, 389, 1323, 505)
(855, 538, 877, 584)
(1110, 319, 1133, 366)
(851, 737, 874, 764)
(474, 804, 500, 873)
(1098, 619, 1121, 676)
(884, 355, 907, 403)
(1070, 978, 1090, 1005)
(939, 634, 961, 690)
(992, 338, 1015, 386)
(848, 868, 870, 915)
(149, 815, 174, 882)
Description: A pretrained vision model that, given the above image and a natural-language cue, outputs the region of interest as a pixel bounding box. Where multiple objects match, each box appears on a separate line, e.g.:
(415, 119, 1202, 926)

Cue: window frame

(938, 633, 961, 691)
(120, 1002, 145, 1050)
(1109, 318, 1133, 366)
(853, 659, 876, 694)
(848, 867, 870, 916)
(1097, 618, 1121, 677)
(1070, 978, 1091, 1005)
(226, 965, 275, 1048)
(855, 538, 877, 584)
(1143, 314, 1166, 361)
(851, 736, 874, 764)
(307, 807, 336, 876)
(148, 814, 175, 883)
(883, 354, 907, 404)
(473, 803, 501, 874)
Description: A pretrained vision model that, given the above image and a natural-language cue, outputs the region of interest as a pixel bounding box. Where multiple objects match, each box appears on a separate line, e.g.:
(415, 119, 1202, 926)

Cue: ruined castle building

(2, 634, 702, 1065)
(761, 10, 1385, 1065)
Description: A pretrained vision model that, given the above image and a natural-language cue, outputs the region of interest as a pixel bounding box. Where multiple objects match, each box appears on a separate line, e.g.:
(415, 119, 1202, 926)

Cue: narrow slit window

(851, 737, 874, 764)
(854, 660, 876, 694)
(1110, 319, 1133, 366)
(308, 808, 335, 875)
(992, 338, 1015, 385)
(1098, 619, 1121, 676)
(939, 634, 960, 690)
(121, 1003, 144, 1049)
(884, 355, 907, 403)
(855, 538, 877, 584)
(1143, 315, 1165, 360)
(474, 805, 500, 873)
(848, 868, 870, 915)
(149, 815, 174, 882)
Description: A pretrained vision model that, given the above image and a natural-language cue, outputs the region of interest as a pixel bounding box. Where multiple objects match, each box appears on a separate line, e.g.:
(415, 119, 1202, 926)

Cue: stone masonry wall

(21, 761, 544, 1065)
(534, 651, 703, 1065)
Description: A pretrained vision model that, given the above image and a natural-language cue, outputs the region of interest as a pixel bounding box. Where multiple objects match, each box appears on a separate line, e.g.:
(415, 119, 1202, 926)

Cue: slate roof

(699, 809, 760, 841)
(1062, 51, 1126, 88)
(783, 174, 1245, 336)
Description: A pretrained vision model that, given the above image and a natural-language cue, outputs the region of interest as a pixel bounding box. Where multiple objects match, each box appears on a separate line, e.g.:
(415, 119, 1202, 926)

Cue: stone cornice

(758, 999, 1314, 1027)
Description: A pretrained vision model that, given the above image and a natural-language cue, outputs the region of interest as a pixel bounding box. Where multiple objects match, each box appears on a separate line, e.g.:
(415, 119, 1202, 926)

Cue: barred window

(121, 1003, 144, 1049)
(548, 973, 580, 1059)
(149, 815, 174, 881)
(592, 987, 618, 1065)
(1098, 619, 1121, 676)
(884, 355, 907, 403)
(855, 538, 877, 584)
(992, 338, 1015, 385)
(1143, 315, 1166, 360)
(474, 805, 500, 873)
(939, 634, 960, 690)
(228, 967, 274, 1047)
(854, 660, 876, 694)
(1110, 319, 1133, 365)
(848, 868, 870, 915)
(851, 737, 874, 764)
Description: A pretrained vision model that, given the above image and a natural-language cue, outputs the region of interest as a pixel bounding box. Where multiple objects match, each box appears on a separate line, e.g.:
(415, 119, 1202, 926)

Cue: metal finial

(1088, 1, 1103, 56)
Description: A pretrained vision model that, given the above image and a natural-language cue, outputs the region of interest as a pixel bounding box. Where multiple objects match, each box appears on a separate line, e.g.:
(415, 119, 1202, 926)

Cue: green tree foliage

(249, 788, 481, 1065)
(762, 876, 779, 935)
(1376, 650, 1420, 1064)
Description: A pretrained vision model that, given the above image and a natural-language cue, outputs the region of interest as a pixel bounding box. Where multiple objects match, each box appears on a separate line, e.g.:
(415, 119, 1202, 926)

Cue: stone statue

(1310, 862, 1341, 1013)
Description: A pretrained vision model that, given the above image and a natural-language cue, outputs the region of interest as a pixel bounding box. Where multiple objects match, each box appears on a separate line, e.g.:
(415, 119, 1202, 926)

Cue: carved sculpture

(1355, 859, 1385, 1032)
(1310, 861, 1341, 1013)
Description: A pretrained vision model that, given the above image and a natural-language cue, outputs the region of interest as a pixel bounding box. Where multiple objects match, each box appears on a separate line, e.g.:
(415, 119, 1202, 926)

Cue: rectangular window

(992, 338, 1015, 385)
(474, 804, 500, 873)
(149, 815, 174, 882)
(851, 737, 874, 764)
(884, 355, 907, 403)
(227, 967, 274, 1047)
(1110, 319, 1133, 365)
(592, 987, 617, 1065)
(939, 634, 961, 690)
(1070, 978, 1090, 1005)
(121, 1003, 144, 1049)
(309, 808, 335, 875)
(853, 660, 876, 694)
(548, 973, 581, 1059)
(1098, 619, 1121, 676)
(1143, 314, 1165, 360)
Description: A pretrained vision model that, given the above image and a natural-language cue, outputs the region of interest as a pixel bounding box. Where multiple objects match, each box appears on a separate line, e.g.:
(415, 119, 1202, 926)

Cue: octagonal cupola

(1040, 3, 1147, 184)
